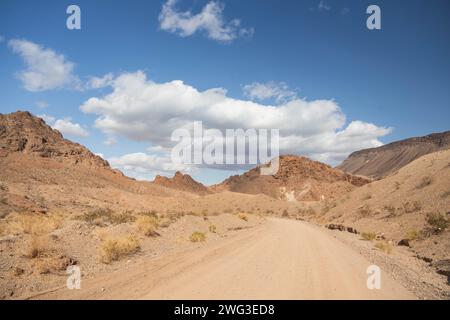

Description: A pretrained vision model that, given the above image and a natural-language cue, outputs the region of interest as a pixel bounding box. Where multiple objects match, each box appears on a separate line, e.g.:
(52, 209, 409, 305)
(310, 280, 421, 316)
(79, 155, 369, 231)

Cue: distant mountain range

(337, 131, 450, 179)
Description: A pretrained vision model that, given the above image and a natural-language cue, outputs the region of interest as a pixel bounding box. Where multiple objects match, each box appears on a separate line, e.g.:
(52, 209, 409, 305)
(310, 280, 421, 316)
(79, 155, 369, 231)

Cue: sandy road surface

(32, 218, 416, 300)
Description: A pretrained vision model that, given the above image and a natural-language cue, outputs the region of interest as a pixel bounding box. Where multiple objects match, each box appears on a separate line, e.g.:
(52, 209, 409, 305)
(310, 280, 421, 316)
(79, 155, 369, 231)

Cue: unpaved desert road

(33, 218, 416, 300)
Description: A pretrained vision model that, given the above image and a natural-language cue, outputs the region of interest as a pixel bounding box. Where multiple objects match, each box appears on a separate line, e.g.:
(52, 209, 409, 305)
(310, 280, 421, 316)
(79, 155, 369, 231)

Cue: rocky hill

(212, 155, 370, 201)
(337, 131, 450, 179)
(0, 111, 111, 168)
(319, 149, 450, 264)
(153, 171, 210, 195)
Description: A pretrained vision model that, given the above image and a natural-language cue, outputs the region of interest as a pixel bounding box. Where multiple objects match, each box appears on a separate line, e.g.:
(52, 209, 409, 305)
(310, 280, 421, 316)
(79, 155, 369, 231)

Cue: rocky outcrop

(153, 171, 210, 195)
(211, 155, 370, 201)
(0, 111, 112, 169)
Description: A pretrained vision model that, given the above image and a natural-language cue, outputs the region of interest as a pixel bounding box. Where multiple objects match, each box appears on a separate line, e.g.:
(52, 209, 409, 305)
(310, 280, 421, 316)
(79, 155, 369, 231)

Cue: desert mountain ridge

(337, 130, 450, 179)
(211, 155, 370, 201)
(153, 171, 210, 195)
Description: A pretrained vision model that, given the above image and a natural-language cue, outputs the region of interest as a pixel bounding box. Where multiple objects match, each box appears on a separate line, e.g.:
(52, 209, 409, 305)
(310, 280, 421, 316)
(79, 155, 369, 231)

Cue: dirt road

(33, 218, 416, 299)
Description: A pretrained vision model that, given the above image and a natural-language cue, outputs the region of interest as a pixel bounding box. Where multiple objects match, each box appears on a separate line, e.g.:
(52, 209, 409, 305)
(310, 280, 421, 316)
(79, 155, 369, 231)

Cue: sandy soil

(31, 218, 416, 300)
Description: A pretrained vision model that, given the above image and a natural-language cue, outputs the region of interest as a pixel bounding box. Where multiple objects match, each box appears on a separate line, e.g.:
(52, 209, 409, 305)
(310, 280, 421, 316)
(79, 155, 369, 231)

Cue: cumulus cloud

(80, 71, 392, 169)
(8, 39, 81, 92)
(243, 82, 297, 103)
(38, 114, 89, 137)
(86, 73, 114, 89)
(108, 152, 189, 180)
(158, 0, 253, 42)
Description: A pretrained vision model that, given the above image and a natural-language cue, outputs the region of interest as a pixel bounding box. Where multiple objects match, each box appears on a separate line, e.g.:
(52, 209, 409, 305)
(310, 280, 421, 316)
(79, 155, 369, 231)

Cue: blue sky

(1, 0, 449, 184)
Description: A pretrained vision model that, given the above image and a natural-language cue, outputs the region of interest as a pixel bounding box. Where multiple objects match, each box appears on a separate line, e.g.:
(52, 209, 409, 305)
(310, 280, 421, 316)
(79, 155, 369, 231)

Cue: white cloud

(86, 73, 114, 89)
(243, 82, 297, 103)
(80, 71, 392, 168)
(8, 39, 81, 92)
(318, 1, 331, 11)
(53, 118, 89, 137)
(108, 152, 189, 180)
(158, 0, 253, 42)
(38, 114, 56, 124)
(38, 114, 89, 137)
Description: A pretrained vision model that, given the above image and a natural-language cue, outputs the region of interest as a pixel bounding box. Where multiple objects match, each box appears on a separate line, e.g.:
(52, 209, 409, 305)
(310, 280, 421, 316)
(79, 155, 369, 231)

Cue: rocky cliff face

(337, 131, 450, 179)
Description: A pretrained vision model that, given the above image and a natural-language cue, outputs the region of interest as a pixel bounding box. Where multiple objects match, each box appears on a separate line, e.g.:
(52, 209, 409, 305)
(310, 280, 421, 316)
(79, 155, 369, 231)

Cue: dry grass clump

(0, 182, 8, 192)
(100, 235, 140, 264)
(425, 213, 449, 235)
(374, 242, 393, 254)
(361, 232, 376, 241)
(383, 205, 397, 217)
(25, 235, 51, 258)
(237, 213, 248, 221)
(190, 231, 206, 242)
(34, 255, 77, 275)
(135, 216, 158, 237)
(81, 208, 135, 226)
(416, 176, 433, 189)
(402, 201, 422, 213)
(209, 225, 217, 233)
(405, 229, 420, 241)
(4, 212, 63, 236)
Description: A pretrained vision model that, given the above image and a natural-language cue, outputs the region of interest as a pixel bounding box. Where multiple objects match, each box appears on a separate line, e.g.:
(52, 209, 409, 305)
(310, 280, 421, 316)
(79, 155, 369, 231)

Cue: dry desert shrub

(12, 213, 63, 235)
(25, 234, 50, 258)
(100, 235, 140, 264)
(374, 242, 393, 254)
(383, 205, 397, 217)
(81, 208, 135, 226)
(282, 209, 289, 217)
(416, 176, 433, 189)
(402, 201, 422, 213)
(425, 213, 449, 235)
(405, 229, 420, 241)
(358, 205, 372, 217)
(0, 182, 8, 192)
(135, 216, 158, 236)
(237, 213, 248, 221)
(361, 232, 376, 241)
(208, 225, 217, 233)
(190, 232, 206, 242)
